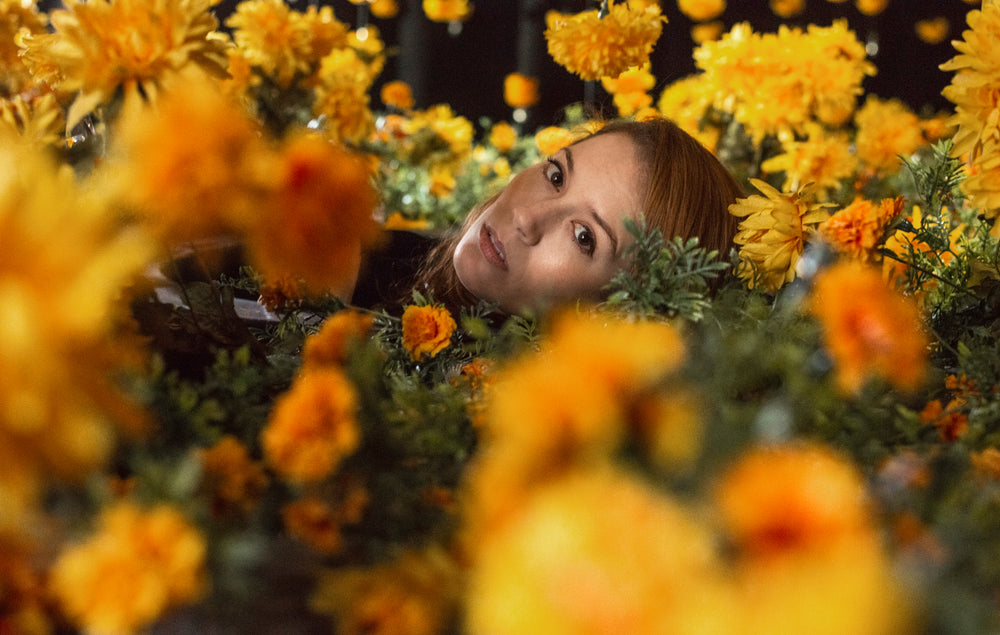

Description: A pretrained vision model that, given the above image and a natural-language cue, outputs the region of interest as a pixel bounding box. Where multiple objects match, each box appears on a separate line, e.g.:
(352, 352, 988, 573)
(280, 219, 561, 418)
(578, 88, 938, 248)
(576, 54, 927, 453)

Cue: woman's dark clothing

(351, 230, 437, 312)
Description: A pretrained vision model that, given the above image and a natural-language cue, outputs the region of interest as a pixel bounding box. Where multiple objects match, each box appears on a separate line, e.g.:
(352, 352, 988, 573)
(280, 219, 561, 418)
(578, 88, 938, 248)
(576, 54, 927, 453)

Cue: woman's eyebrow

(590, 210, 619, 256)
(563, 146, 574, 175)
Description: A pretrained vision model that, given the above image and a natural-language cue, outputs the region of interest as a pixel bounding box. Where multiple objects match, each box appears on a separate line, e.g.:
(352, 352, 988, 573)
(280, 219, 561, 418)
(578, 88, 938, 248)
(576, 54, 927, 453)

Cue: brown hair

(412, 117, 744, 313)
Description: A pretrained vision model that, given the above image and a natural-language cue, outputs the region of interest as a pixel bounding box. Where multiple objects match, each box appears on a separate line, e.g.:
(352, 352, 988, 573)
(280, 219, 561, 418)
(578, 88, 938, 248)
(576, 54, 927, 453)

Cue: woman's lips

(479, 224, 508, 271)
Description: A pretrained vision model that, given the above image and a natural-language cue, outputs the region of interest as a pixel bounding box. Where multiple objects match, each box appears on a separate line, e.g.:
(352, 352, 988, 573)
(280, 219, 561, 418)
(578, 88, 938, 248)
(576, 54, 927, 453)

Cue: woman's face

(453, 132, 647, 313)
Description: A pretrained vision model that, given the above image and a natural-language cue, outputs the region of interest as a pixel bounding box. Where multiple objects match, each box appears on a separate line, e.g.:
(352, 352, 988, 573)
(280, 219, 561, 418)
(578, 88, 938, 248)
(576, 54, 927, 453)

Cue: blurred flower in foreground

(261, 368, 360, 483)
(503, 72, 539, 109)
(466, 467, 736, 635)
(0, 91, 65, 149)
(715, 443, 913, 635)
(401, 304, 458, 362)
(0, 0, 48, 95)
(545, 3, 666, 81)
(50, 503, 207, 635)
(302, 309, 375, 370)
(820, 196, 903, 263)
(808, 261, 928, 394)
(534, 125, 577, 155)
(729, 179, 831, 293)
(17, 0, 229, 130)
(0, 142, 152, 520)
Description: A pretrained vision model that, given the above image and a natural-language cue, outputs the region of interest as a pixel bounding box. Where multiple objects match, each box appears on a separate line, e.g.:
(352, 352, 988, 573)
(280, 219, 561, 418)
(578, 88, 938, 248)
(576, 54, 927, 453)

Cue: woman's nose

(513, 202, 552, 246)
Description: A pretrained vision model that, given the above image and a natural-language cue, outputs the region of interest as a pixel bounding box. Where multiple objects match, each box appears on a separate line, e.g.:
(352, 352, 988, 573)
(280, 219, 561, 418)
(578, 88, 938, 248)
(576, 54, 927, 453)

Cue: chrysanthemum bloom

(488, 121, 518, 153)
(715, 443, 911, 635)
(17, 0, 229, 131)
(261, 368, 361, 483)
(916, 17, 950, 44)
(49, 503, 207, 635)
(466, 468, 737, 635)
(226, 0, 349, 87)
(730, 179, 831, 293)
(820, 196, 903, 262)
(770, 0, 805, 18)
(109, 80, 272, 244)
(534, 125, 578, 155)
(941, 3, 1000, 159)
(380, 79, 414, 110)
(401, 304, 457, 362)
(677, 0, 725, 22)
(854, 96, 923, 175)
(656, 74, 718, 147)
(312, 47, 378, 144)
(198, 435, 269, 517)
(0, 0, 48, 95)
(311, 546, 463, 635)
(282, 497, 345, 555)
(808, 261, 929, 394)
(246, 133, 381, 297)
(503, 72, 539, 109)
(545, 3, 666, 81)
(0, 143, 152, 520)
(0, 92, 64, 149)
(422, 0, 471, 23)
(761, 123, 858, 198)
(601, 65, 655, 117)
(401, 104, 475, 169)
(302, 309, 375, 370)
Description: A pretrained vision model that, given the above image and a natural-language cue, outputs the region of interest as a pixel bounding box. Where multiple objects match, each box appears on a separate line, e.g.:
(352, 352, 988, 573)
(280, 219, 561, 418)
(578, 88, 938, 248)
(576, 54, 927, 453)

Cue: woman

(357, 117, 743, 315)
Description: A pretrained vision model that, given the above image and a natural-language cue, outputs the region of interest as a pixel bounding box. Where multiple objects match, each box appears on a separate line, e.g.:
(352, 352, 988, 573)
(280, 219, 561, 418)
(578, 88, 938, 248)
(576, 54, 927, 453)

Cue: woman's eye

(573, 222, 595, 256)
(545, 159, 564, 189)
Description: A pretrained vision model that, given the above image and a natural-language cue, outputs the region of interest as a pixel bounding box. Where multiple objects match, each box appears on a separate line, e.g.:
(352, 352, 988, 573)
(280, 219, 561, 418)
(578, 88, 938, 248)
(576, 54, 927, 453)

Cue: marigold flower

(808, 261, 929, 394)
(690, 20, 724, 43)
(370, 0, 399, 19)
(881, 204, 966, 288)
(380, 79, 415, 110)
(820, 196, 903, 262)
(534, 125, 578, 155)
(601, 65, 655, 97)
(198, 435, 269, 517)
(677, 0, 725, 22)
(854, 0, 887, 16)
(730, 179, 831, 293)
(770, 0, 805, 18)
(246, 133, 382, 298)
(49, 503, 207, 635)
(18, 0, 229, 131)
(971, 447, 1000, 480)
(312, 545, 463, 635)
(467, 468, 736, 635)
(401, 304, 457, 362)
(503, 72, 539, 109)
(545, 3, 666, 81)
(762, 124, 858, 199)
(283, 497, 345, 555)
(854, 96, 923, 174)
(422, 0, 471, 22)
(916, 17, 950, 44)
(313, 47, 378, 144)
(302, 310, 375, 370)
(488, 121, 518, 153)
(919, 399, 969, 442)
(261, 368, 361, 483)
(0, 92, 64, 149)
(0, 0, 48, 95)
(402, 104, 475, 168)
(958, 140, 1000, 230)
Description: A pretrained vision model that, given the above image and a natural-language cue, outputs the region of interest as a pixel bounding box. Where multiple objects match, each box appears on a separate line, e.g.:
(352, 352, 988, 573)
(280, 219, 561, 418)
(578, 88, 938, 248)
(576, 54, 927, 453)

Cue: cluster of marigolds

(2, 0, 1000, 633)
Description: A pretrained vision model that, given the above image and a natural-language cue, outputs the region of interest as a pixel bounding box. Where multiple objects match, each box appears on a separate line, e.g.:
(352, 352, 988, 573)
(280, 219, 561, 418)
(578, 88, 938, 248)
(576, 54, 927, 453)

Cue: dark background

(316, 0, 977, 131)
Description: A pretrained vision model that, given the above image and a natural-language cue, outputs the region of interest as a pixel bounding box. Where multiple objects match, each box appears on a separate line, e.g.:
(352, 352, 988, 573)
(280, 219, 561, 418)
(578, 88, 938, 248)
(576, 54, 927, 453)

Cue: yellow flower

(690, 20, 724, 43)
(18, 0, 229, 131)
(503, 72, 539, 109)
(302, 309, 375, 370)
(677, 0, 725, 22)
(198, 435, 269, 517)
(820, 196, 903, 262)
(882, 204, 966, 289)
(422, 0, 472, 22)
(50, 503, 207, 635)
(384, 212, 432, 232)
(261, 368, 360, 483)
(761, 123, 858, 198)
(534, 125, 578, 155)
(488, 121, 518, 153)
(854, 96, 923, 175)
(770, 0, 805, 18)
(380, 79, 415, 110)
(108, 79, 271, 245)
(312, 545, 463, 635)
(245, 133, 382, 297)
(916, 17, 950, 45)
(402, 104, 475, 168)
(226, 0, 349, 87)
(656, 74, 718, 147)
(941, 2, 1000, 158)
(808, 261, 929, 394)
(959, 140, 1000, 227)
(370, 0, 399, 19)
(313, 47, 378, 144)
(545, 3, 666, 81)
(0, 0, 48, 95)
(0, 92, 64, 149)
(0, 143, 153, 519)
(854, 0, 888, 16)
(466, 467, 736, 635)
(730, 179, 831, 293)
(401, 304, 457, 362)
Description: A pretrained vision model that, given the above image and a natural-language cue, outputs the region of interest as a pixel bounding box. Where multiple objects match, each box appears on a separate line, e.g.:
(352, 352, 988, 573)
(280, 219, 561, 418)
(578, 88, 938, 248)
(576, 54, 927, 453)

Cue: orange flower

(919, 399, 969, 442)
(302, 309, 375, 370)
(380, 79, 415, 110)
(503, 72, 539, 109)
(677, 0, 725, 22)
(422, 0, 471, 22)
(488, 121, 518, 153)
(916, 17, 950, 45)
(971, 448, 1000, 480)
(283, 497, 344, 555)
(534, 125, 577, 155)
(198, 435, 269, 517)
(261, 368, 360, 483)
(820, 196, 903, 262)
(808, 261, 928, 394)
(370, 0, 399, 19)
(401, 304, 457, 362)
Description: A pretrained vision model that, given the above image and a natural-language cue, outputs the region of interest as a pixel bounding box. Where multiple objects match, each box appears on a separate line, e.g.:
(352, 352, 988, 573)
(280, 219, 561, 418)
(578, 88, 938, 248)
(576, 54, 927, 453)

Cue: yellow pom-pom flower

(503, 72, 539, 109)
